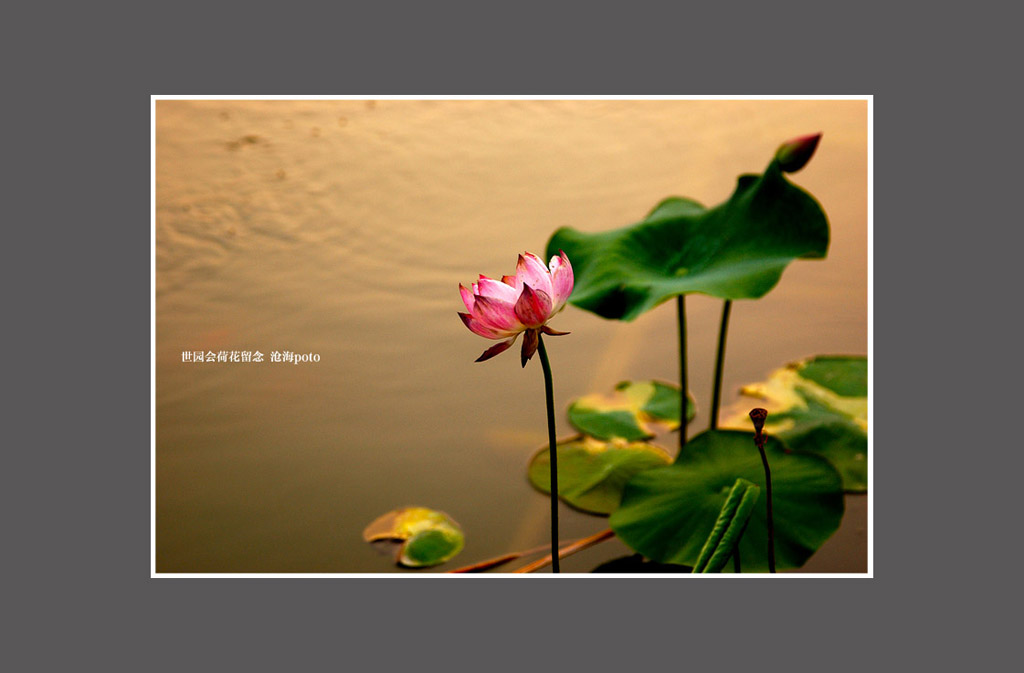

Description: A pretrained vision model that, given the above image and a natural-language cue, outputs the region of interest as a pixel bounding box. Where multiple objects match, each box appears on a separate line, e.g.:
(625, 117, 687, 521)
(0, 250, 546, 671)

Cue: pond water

(155, 99, 868, 573)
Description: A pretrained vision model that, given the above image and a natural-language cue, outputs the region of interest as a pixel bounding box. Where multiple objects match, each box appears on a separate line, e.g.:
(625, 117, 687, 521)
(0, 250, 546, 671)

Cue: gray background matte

(8, 0, 1011, 670)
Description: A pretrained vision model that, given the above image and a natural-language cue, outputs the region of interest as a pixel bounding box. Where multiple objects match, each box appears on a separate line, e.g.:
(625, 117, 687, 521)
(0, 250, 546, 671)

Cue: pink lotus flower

(459, 251, 574, 366)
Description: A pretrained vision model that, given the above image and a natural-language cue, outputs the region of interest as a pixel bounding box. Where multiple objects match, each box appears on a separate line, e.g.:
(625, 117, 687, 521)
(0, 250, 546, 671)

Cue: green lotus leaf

(528, 436, 673, 515)
(797, 356, 867, 398)
(399, 528, 464, 568)
(363, 507, 465, 568)
(546, 157, 829, 321)
(567, 380, 696, 441)
(724, 355, 867, 492)
(609, 430, 844, 571)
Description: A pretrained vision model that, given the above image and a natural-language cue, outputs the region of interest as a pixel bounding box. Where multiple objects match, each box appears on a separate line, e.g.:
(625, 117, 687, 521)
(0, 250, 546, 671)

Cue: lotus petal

(476, 338, 516, 362)
(458, 312, 502, 339)
(549, 249, 574, 311)
(515, 252, 554, 297)
(477, 275, 519, 304)
(514, 285, 553, 328)
(472, 295, 522, 334)
(459, 284, 475, 312)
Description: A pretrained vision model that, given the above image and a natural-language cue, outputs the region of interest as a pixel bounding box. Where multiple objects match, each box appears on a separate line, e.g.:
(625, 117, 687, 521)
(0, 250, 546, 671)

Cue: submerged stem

(448, 540, 568, 573)
(677, 295, 688, 450)
(537, 333, 559, 573)
(710, 300, 732, 430)
(513, 529, 615, 574)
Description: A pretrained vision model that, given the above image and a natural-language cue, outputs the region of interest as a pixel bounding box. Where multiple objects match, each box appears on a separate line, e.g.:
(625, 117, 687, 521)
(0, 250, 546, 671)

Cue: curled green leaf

(692, 478, 760, 573)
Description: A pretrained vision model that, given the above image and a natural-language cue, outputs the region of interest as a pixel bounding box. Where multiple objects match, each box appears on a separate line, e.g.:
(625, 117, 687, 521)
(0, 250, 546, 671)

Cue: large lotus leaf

(528, 436, 673, 514)
(567, 380, 696, 441)
(546, 159, 828, 321)
(609, 430, 844, 571)
(363, 507, 464, 568)
(724, 355, 867, 492)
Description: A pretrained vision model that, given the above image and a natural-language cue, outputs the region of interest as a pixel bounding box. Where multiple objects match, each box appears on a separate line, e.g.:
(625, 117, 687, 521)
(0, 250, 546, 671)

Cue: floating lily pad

(798, 356, 867, 397)
(528, 436, 673, 515)
(568, 380, 696, 441)
(609, 430, 844, 572)
(546, 155, 828, 321)
(363, 507, 464, 568)
(725, 355, 867, 492)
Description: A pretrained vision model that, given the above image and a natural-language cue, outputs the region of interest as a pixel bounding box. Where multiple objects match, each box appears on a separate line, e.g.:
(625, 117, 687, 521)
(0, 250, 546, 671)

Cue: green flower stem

(677, 295, 688, 450)
(710, 300, 732, 430)
(536, 333, 560, 573)
(756, 440, 776, 573)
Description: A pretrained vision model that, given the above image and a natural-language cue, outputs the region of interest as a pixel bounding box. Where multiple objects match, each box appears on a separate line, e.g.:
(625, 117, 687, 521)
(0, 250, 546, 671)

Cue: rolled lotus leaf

(692, 478, 760, 573)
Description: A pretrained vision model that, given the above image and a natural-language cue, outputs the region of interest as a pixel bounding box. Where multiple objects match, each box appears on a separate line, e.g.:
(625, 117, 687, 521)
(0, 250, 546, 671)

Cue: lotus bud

(775, 133, 821, 173)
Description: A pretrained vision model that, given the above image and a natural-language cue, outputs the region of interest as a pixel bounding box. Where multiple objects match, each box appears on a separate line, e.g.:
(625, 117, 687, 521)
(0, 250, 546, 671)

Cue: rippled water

(155, 99, 868, 573)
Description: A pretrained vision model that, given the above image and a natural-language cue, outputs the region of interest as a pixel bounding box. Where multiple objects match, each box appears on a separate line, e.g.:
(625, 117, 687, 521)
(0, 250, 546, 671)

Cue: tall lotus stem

(677, 295, 687, 450)
(710, 300, 732, 430)
(749, 408, 776, 573)
(458, 251, 574, 574)
(537, 334, 560, 573)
